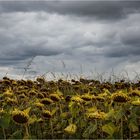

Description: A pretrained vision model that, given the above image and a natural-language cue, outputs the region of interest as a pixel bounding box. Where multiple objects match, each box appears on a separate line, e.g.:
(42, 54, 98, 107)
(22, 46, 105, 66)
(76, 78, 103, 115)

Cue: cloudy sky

(0, 1, 140, 80)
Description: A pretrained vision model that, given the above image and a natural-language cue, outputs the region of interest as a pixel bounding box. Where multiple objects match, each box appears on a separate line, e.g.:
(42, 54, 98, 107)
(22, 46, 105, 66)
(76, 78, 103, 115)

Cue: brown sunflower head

(37, 92, 45, 99)
(42, 110, 52, 119)
(129, 90, 140, 97)
(81, 94, 93, 101)
(86, 111, 106, 120)
(112, 92, 130, 103)
(36, 77, 45, 83)
(49, 94, 61, 102)
(40, 98, 53, 105)
(12, 109, 30, 125)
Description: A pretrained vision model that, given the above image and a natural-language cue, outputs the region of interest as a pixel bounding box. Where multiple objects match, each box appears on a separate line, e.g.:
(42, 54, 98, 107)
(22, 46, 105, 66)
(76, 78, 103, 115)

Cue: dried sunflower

(81, 94, 93, 101)
(34, 102, 44, 109)
(40, 98, 53, 105)
(3, 80, 11, 85)
(37, 92, 45, 99)
(65, 95, 72, 102)
(5, 97, 18, 106)
(131, 100, 140, 106)
(129, 90, 140, 97)
(42, 110, 52, 119)
(64, 124, 77, 135)
(71, 95, 84, 103)
(96, 96, 105, 102)
(12, 108, 30, 125)
(87, 111, 106, 120)
(28, 90, 37, 96)
(111, 91, 130, 103)
(3, 89, 13, 97)
(50, 93, 61, 102)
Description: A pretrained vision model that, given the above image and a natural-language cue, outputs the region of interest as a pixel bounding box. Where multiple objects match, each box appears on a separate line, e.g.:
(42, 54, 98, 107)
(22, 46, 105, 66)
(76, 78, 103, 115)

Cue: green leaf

(114, 109, 124, 121)
(129, 120, 139, 132)
(102, 122, 116, 136)
(0, 113, 11, 128)
(9, 130, 22, 139)
(82, 123, 97, 138)
(105, 109, 115, 120)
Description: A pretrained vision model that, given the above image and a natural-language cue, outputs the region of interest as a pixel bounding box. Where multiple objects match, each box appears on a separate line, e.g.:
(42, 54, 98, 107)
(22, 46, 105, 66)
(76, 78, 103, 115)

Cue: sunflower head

(40, 98, 53, 105)
(71, 95, 84, 103)
(37, 92, 45, 99)
(81, 94, 93, 101)
(5, 97, 18, 106)
(42, 110, 52, 119)
(12, 108, 30, 125)
(131, 100, 140, 106)
(111, 91, 130, 103)
(36, 77, 45, 83)
(86, 111, 106, 120)
(129, 90, 140, 97)
(65, 95, 72, 102)
(17, 80, 26, 86)
(34, 102, 44, 109)
(28, 90, 37, 96)
(11, 80, 17, 86)
(3, 80, 11, 85)
(95, 96, 105, 102)
(64, 124, 77, 135)
(49, 93, 61, 102)
(18, 94, 27, 99)
(60, 112, 72, 119)
(3, 89, 13, 97)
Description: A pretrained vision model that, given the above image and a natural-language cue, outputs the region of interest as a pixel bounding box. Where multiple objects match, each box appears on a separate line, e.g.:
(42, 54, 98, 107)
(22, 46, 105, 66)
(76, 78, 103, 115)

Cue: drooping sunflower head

(3, 89, 13, 97)
(34, 102, 44, 109)
(28, 90, 38, 97)
(36, 77, 45, 83)
(40, 98, 53, 105)
(42, 110, 52, 119)
(3, 80, 11, 85)
(65, 95, 72, 102)
(26, 80, 34, 87)
(95, 96, 105, 102)
(49, 93, 61, 102)
(111, 91, 130, 103)
(81, 94, 93, 101)
(17, 80, 26, 86)
(11, 80, 17, 86)
(131, 100, 140, 106)
(37, 92, 45, 99)
(64, 124, 77, 135)
(18, 94, 27, 100)
(129, 90, 140, 97)
(86, 111, 106, 120)
(5, 97, 18, 106)
(12, 108, 30, 125)
(71, 95, 84, 103)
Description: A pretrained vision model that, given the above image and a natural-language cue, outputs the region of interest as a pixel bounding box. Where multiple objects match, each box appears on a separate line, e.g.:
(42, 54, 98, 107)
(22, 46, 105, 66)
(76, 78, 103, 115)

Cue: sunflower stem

(2, 128, 6, 139)
(50, 119, 54, 138)
(24, 124, 30, 139)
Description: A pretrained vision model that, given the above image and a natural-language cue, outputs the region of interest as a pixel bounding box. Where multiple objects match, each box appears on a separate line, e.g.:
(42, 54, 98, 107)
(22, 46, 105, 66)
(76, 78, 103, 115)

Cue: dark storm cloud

(0, 1, 140, 79)
(0, 1, 140, 20)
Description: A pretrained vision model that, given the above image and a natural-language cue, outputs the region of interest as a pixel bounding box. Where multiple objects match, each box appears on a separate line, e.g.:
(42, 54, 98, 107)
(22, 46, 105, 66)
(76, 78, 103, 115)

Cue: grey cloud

(0, 2, 140, 79)
(121, 28, 140, 46)
(0, 1, 140, 20)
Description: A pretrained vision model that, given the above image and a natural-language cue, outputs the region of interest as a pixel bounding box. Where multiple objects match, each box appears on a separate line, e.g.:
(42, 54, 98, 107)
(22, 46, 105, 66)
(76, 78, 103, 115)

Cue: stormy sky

(0, 1, 140, 80)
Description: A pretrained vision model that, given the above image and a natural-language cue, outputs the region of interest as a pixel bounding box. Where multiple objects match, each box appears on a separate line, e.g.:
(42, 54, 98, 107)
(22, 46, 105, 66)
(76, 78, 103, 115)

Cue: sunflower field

(0, 76, 140, 139)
